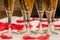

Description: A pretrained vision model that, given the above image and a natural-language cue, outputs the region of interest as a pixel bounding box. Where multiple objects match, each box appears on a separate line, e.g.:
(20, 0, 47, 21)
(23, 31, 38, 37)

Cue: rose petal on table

(54, 25, 60, 27)
(42, 24, 48, 28)
(36, 22, 40, 28)
(36, 23, 48, 28)
(16, 20, 24, 23)
(0, 22, 8, 31)
(23, 34, 50, 40)
(10, 24, 24, 30)
(36, 23, 60, 28)
(16, 18, 38, 23)
(1, 34, 12, 39)
(23, 36, 32, 39)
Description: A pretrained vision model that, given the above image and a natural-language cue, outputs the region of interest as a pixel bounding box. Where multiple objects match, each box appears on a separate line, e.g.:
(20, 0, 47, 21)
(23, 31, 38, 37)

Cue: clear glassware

(19, 0, 34, 34)
(35, 0, 45, 35)
(44, 0, 58, 34)
(51, 0, 58, 31)
(4, 0, 15, 35)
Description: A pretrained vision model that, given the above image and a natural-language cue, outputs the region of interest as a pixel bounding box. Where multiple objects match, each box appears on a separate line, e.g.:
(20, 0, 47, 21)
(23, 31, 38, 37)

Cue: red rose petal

(10, 24, 24, 30)
(29, 24, 33, 29)
(36, 22, 40, 28)
(23, 36, 32, 39)
(54, 25, 60, 27)
(17, 20, 24, 23)
(23, 34, 50, 40)
(16, 18, 38, 23)
(42, 20, 48, 22)
(0, 22, 8, 31)
(1, 34, 12, 39)
(42, 24, 48, 28)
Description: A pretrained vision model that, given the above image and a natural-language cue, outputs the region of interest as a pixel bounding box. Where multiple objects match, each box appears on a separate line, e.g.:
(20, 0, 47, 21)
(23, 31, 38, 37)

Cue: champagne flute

(19, 0, 34, 34)
(51, 0, 58, 31)
(4, 0, 15, 34)
(35, 0, 45, 35)
(44, 0, 58, 34)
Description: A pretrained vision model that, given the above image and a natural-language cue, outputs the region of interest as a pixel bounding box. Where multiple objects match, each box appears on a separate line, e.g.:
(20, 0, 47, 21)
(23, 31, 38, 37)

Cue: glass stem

(23, 16, 26, 27)
(6, 11, 11, 24)
(52, 10, 55, 23)
(22, 10, 27, 30)
(51, 11, 56, 31)
(52, 10, 56, 23)
(39, 18, 43, 33)
(52, 16, 54, 23)
(22, 16, 27, 33)
(26, 11, 30, 33)
(52, 16, 55, 31)
(48, 18, 51, 34)
(7, 11, 11, 33)
(38, 11, 44, 34)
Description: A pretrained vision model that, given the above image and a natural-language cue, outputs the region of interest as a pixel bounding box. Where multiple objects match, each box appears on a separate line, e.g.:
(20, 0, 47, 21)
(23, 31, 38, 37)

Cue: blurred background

(0, 0, 60, 19)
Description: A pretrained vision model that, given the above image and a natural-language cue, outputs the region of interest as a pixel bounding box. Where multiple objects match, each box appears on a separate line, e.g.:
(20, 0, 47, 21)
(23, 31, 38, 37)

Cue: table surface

(0, 16, 60, 40)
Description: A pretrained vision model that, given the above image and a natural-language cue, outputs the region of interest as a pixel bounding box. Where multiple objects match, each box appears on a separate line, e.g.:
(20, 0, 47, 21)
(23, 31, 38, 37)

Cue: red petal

(1, 34, 12, 39)
(36, 22, 40, 28)
(10, 24, 24, 30)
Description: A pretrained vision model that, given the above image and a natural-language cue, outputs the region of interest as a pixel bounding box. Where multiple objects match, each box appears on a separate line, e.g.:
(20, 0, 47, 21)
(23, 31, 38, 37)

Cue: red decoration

(0, 22, 8, 31)
(1, 34, 12, 39)
(10, 24, 24, 30)
(23, 34, 50, 40)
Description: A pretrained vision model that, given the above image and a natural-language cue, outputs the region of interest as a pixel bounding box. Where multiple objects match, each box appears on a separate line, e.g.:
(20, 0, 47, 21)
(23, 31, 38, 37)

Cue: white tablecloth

(0, 16, 60, 40)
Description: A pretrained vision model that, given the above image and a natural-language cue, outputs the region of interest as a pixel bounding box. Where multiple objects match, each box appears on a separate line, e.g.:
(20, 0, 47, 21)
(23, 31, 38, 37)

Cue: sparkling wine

(8, 0, 14, 11)
(44, 0, 58, 10)
(51, 0, 58, 10)
(4, 0, 8, 10)
(4, 0, 15, 23)
(44, 0, 51, 11)
(46, 11, 53, 19)
(20, 0, 34, 18)
(35, 0, 45, 18)
(35, 0, 45, 10)
(4, 0, 14, 11)
(51, 0, 58, 18)
(4, 0, 15, 17)
(44, 0, 52, 18)
(38, 11, 44, 18)
(44, 0, 58, 18)
(24, 0, 34, 11)
(20, 0, 34, 10)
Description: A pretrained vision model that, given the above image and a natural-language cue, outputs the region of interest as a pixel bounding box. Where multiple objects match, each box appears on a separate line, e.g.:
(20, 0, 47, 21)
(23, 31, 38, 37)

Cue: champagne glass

(19, 0, 34, 34)
(35, 0, 45, 35)
(4, 0, 15, 34)
(51, 0, 58, 31)
(44, 0, 58, 34)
